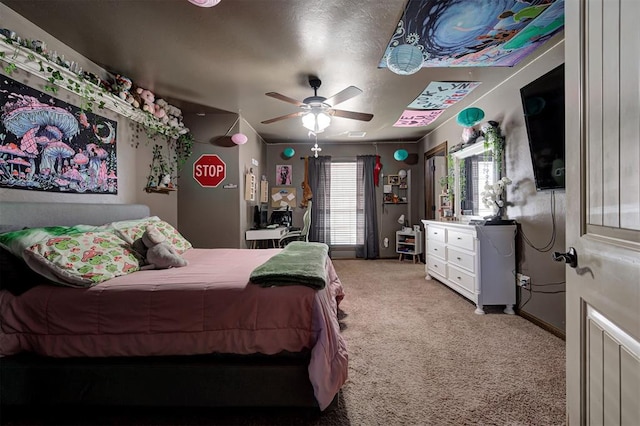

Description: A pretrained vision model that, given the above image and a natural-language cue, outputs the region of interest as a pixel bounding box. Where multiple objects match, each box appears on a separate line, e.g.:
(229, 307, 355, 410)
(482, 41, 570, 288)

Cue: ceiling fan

(261, 76, 374, 133)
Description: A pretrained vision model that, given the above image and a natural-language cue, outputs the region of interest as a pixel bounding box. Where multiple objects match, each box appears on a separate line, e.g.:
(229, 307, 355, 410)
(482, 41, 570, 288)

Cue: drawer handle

(434, 248, 438, 251)
(456, 257, 462, 260)
(457, 237, 462, 240)
(456, 276, 462, 280)
(434, 265, 438, 268)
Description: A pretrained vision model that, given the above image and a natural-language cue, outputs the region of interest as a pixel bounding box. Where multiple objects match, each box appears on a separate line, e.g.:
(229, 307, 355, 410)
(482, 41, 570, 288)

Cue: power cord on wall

(518, 190, 557, 252)
(518, 280, 566, 310)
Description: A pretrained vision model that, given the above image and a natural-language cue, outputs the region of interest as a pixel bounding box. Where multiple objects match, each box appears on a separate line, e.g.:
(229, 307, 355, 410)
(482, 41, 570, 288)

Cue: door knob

(552, 247, 578, 268)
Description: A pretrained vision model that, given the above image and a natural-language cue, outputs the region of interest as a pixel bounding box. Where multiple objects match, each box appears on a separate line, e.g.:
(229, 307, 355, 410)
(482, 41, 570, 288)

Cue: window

(330, 162, 357, 244)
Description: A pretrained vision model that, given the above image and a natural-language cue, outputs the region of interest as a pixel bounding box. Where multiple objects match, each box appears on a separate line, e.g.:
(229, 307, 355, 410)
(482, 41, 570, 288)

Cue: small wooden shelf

(144, 186, 176, 194)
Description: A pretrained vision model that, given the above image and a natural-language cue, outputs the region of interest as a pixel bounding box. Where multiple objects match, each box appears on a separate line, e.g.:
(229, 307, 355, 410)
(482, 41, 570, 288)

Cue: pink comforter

(0, 248, 348, 410)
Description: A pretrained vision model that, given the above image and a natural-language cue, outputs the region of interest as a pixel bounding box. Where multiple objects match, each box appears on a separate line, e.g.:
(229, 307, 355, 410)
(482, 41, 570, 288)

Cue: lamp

(394, 149, 408, 161)
(231, 133, 247, 145)
(283, 147, 295, 158)
(456, 107, 485, 127)
(397, 214, 408, 229)
(188, 0, 221, 6)
(302, 109, 331, 134)
(387, 44, 424, 75)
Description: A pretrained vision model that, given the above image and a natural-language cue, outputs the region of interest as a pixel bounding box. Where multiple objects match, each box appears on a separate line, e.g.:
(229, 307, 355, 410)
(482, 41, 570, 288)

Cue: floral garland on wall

(0, 29, 194, 187)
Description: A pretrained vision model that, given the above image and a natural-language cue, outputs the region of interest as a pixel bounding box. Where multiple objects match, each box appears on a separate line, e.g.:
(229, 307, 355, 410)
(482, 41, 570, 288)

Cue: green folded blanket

(249, 241, 329, 289)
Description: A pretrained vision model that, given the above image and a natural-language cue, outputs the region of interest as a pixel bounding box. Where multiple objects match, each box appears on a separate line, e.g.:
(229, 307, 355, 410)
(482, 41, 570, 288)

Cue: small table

(245, 226, 288, 249)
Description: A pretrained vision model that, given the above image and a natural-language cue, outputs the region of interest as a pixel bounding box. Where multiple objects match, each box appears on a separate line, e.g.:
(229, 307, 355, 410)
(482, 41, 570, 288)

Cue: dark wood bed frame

(0, 202, 327, 409)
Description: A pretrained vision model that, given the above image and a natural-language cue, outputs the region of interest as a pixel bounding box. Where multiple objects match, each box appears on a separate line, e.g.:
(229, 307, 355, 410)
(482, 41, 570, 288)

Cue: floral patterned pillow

(0, 225, 104, 261)
(23, 231, 141, 287)
(108, 216, 192, 254)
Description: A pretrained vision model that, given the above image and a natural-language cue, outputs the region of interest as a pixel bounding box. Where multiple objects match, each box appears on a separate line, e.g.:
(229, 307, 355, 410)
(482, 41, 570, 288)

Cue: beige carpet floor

(2, 259, 566, 426)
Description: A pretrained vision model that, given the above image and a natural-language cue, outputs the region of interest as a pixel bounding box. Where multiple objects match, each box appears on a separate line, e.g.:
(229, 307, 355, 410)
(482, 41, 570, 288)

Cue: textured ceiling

(2, 0, 563, 144)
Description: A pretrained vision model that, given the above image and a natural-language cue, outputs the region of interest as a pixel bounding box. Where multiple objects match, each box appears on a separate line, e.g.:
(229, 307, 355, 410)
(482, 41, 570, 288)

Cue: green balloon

(283, 147, 295, 158)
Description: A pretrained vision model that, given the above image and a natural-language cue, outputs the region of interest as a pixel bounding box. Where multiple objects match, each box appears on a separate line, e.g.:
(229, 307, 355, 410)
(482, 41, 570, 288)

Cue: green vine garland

(482, 123, 505, 176)
(1, 33, 196, 191)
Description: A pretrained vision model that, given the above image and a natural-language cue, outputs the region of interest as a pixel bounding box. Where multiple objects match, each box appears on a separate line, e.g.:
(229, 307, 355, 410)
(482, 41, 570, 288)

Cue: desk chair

(279, 201, 312, 247)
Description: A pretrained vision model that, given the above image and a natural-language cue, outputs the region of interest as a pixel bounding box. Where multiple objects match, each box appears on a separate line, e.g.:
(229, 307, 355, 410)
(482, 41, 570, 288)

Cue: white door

(565, 0, 640, 424)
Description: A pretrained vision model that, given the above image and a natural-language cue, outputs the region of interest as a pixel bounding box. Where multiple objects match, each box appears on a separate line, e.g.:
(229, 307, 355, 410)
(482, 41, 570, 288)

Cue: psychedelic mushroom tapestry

(0, 75, 118, 194)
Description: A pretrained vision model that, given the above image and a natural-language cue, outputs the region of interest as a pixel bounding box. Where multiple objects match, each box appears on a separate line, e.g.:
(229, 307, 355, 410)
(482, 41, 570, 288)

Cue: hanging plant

(171, 132, 194, 174)
(439, 153, 455, 196)
(458, 157, 466, 201)
(146, 144, 171, 188)
(0, 31, 195, 188)
(482, 121, 505, 176)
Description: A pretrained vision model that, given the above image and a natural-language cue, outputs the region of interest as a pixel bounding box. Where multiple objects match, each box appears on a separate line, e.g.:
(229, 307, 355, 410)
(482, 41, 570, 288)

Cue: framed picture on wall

(387, 175, 399, 185)
(276, 164, 292, 185)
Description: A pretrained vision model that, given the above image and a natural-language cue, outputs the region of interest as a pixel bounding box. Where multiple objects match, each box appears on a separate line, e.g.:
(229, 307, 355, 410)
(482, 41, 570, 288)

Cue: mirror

(451, 141, 500, 219)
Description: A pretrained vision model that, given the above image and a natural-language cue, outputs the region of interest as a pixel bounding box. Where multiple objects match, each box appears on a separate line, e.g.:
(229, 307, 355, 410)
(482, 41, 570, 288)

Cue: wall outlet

(516, 273, 531, 290)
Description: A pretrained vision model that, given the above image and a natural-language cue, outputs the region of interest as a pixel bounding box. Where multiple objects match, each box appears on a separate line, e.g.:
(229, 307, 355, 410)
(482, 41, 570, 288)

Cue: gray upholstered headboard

(0, 202, 150, 228)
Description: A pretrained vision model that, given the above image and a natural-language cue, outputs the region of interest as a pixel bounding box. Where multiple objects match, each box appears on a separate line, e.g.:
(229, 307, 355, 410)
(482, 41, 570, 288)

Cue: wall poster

(275, 164, 292, 185)
(0, 75, 118, 194)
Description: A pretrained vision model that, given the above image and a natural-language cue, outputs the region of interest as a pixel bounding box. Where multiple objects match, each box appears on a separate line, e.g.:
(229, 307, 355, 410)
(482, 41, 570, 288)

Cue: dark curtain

(308, 156, 331, 244)
(356, 155, 379, 259)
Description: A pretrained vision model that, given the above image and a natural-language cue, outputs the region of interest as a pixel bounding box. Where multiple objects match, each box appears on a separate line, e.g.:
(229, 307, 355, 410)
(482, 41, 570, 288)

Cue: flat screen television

(520, 63, 565, 191)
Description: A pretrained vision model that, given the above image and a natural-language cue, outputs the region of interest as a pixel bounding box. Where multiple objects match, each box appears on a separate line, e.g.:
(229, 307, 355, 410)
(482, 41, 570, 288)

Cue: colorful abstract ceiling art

(408, 81, 481, 110)
(380, 0, 565, 68)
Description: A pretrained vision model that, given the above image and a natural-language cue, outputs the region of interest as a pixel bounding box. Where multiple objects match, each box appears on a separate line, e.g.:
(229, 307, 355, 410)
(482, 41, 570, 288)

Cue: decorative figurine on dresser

(421, 219, 516, 315)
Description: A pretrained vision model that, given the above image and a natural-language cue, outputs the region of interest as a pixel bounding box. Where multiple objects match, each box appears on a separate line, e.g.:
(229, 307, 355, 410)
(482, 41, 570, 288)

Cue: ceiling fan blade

(324, 86, 363, 107)
(261, 111, 305, 124)
(265, 92, 306, 107)
(331, 109, 374, 122)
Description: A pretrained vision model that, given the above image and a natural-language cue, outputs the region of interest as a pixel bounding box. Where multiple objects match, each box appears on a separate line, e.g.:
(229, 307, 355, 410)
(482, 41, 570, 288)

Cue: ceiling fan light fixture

(387, 44, 424, 76)
(302, 110, 331, 134)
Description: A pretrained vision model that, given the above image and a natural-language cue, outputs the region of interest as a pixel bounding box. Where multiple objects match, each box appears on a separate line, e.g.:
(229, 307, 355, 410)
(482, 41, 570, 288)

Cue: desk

(246, 226, 288, 249)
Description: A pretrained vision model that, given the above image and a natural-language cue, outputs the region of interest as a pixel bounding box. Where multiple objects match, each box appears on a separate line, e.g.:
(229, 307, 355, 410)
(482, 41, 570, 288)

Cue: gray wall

(178, 113, 239, 248)
(0, 4, 178, 226)
(265, 142, 419, 259)
(418, 40, 566, 333)
(238, 119, 268, 247)
(177, 114, 267, 249)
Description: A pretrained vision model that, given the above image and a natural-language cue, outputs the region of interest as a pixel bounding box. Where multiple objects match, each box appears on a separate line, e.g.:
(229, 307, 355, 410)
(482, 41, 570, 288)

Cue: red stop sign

(193, 154, 226, 187)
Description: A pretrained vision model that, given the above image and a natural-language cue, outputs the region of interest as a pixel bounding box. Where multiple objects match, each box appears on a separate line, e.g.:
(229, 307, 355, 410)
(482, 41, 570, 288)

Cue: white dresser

(421, 220, 516, 315)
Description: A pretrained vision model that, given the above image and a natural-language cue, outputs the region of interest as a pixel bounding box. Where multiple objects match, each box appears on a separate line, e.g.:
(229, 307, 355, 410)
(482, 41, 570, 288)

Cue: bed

(0, 201, 347, 411)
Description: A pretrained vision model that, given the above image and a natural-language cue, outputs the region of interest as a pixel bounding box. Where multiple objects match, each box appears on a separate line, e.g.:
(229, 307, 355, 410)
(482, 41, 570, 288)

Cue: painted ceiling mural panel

(408, 81, 482, 110)
(380, 0, 565, 68)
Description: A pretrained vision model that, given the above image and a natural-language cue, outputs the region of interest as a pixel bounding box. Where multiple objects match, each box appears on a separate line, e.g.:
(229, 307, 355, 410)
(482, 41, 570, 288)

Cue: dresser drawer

(428, 257, 447, 278)
(428, 240, 446, 260)
(427, 226, 446, 243)
(447, 229, 474, 251)
(447, 247, 475, 273)
(447, 264, 476, 293)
